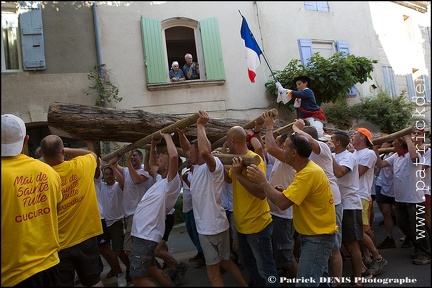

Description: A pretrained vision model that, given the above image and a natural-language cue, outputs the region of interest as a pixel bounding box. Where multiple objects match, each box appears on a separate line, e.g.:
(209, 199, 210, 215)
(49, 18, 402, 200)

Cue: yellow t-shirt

(1, 154, 62, 287)
(283, 160, 337, 235)
(53, 154, 102, 249)
(229, 151, 272, 234)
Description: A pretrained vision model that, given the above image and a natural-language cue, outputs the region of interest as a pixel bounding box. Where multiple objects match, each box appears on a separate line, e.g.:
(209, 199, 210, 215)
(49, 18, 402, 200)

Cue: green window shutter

(140, 17, 166, 83)
(200, 17, 225, 80)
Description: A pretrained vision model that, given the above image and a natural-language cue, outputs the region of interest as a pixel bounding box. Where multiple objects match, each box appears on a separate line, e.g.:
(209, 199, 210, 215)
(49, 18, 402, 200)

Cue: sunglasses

(290, 132, 298, 149)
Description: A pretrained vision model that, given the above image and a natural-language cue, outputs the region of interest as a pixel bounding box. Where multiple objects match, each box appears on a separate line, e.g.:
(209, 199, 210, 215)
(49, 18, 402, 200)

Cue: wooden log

(48, 102, 248, 144)
(378, 143, 430, 154)
(102, 113, 200, 162)
(372, 126, 415, 145)
(214, 153, 261, 166)
(210, 108, 278, 150)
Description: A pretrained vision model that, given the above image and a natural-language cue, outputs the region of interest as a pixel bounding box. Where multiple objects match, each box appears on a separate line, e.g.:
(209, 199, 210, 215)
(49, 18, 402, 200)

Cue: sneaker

(413, 254, 431, 265)
(106, 268, 115, 278)
(188, 252, 204, 262)
(399, 235, 406, 242)
(411, 248, 421, 259)
(377, 237, 396, 249)
(361, 269, 373, 279)
(368, 257, 387, 276)
(116, 273, 127, 287)
(363, 257, 373, 268)
(173, 262, 188, 285)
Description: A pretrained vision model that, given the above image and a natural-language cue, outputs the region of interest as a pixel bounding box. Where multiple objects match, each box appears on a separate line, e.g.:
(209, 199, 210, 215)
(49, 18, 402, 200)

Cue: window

(298, 38, 357, 96)
(1, 2, 21, 72)
(304, 1, 329, 12)
(1, 2, 45, 72)
(382, 66, 396, 98)
(406, 72, 431, 103)
(140, 16, 225, 86)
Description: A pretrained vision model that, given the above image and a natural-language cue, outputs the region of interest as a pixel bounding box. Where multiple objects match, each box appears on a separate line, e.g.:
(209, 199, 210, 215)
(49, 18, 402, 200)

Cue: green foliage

(265, 52, 377, 105)
(86, 64, 122, 107)
(321, 99, 352, 130)
(351, 88, 415, 133)
(323, 88, 416, 133)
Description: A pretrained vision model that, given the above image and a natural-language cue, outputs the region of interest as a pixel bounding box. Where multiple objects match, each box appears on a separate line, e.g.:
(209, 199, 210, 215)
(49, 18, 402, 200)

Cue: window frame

(1, 3, 22, 73)
(140, 16, 225, 90)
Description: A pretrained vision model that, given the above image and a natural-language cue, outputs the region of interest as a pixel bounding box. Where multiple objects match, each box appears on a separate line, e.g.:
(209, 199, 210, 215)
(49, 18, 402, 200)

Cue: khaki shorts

(198, 229, 231, 266)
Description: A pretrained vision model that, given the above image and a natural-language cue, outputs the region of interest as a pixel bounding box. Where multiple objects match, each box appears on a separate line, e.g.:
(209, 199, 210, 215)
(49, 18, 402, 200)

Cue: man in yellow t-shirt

(40, 135, 103, 287)
(1, 114, 62, 287)
(226, 126, 278, 287)
(247, 132, 337, 287)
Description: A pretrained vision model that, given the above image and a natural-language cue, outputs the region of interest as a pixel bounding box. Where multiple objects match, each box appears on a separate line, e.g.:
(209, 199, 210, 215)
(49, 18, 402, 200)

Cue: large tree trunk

(47, 102, 280, 147)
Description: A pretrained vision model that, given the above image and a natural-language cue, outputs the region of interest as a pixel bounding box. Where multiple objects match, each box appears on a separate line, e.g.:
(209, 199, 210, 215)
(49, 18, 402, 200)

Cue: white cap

(1, 114, 26, 156)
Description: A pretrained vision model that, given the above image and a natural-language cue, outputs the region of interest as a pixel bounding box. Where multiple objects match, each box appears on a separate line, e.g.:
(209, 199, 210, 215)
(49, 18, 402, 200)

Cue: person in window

(183, 53, 200, 80)
(169, 61, 185, 82)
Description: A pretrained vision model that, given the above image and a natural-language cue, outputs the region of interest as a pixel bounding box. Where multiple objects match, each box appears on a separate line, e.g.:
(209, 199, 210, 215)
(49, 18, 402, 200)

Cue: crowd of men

(1, 108, 430, 287)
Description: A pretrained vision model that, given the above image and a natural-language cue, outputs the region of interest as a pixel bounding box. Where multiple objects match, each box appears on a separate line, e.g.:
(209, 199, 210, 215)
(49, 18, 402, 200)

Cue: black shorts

(342, 209, 363, 242)
(162, 214, 175, 241)
(97, 219, 111, 246)
(377, 193, 395, 205)
(58, 236, 102, 286)
(14, 264, 59, 287)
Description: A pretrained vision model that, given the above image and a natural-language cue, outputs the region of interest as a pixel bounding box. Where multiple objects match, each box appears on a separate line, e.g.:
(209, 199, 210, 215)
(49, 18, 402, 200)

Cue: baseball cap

(357, 128, 373, 146)
(1, 114, 26, 156)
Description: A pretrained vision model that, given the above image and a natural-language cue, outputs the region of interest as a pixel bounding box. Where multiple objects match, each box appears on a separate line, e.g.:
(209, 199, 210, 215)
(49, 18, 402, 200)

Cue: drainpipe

(92, 1, 110, 154)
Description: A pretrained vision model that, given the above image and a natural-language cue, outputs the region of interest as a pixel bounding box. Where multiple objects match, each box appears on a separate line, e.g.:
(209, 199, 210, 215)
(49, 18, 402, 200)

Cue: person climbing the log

(276, 76, 327, 139)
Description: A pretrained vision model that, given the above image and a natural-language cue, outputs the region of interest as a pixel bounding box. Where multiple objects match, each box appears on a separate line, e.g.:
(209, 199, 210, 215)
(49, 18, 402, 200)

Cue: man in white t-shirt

(329, 131, 370, 285)
(352, 128, 387, 275)
(178, 110, 248, 287)
(374, 134, 431, 265)
(129, 132, 185, 286)
(109, 149, 155, 260)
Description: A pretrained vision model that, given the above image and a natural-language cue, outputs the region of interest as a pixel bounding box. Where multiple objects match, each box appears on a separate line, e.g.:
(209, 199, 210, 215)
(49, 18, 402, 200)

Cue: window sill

(147, 79, 225, 91)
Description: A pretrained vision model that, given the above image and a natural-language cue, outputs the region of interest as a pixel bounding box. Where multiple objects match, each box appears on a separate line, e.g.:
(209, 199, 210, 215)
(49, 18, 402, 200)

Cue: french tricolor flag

(240, 16, 262, 83)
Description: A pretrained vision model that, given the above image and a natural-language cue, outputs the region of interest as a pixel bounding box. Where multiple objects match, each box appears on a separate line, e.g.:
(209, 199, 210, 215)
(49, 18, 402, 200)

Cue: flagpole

(239, 10, 277, 82)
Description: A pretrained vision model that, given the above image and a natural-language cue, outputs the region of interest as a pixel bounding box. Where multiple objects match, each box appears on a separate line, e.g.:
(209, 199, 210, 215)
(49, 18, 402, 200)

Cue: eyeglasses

(290, 132, 298, 149)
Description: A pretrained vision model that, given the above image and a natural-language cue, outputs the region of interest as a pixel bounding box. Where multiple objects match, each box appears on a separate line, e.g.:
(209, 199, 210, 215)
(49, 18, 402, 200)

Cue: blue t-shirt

(169, 69, 185, 80)
(182, 63, 199, 80)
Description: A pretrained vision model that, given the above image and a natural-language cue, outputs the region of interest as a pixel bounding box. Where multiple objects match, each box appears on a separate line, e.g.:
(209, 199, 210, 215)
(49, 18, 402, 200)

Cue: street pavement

(79, 202, 431, 287)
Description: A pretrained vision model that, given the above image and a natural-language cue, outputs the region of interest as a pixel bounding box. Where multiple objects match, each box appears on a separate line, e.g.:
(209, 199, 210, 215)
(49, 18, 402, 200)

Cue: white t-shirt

(310, 141, 342, 205)
(353, 148, 377, 201)
(385, 151, 424, 203)
(94, 174, 104, 219)
(131, 174, 181, 243)
(375, 154, 394, 197)
(268, 159, 295, 219)
(333, 150, 363, 210)
(190, 157, 229, 235)
(123, 167, 154, 217)
(182, 171, 193, 213)
(98, 181, 124, 227)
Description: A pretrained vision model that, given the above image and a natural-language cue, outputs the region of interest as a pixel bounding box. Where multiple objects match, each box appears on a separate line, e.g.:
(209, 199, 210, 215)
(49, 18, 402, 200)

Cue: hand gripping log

(210, 108, 278, 150)
(102, 113, 199, 162)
